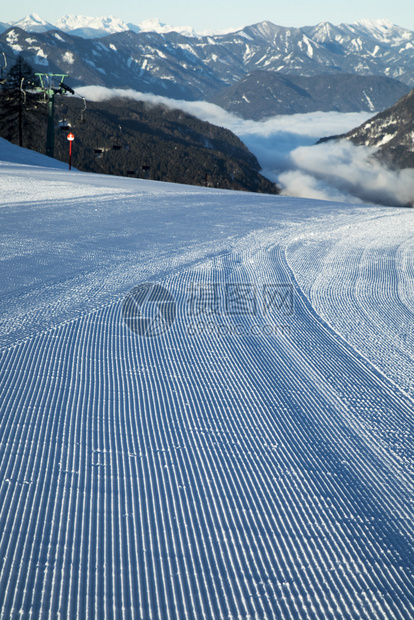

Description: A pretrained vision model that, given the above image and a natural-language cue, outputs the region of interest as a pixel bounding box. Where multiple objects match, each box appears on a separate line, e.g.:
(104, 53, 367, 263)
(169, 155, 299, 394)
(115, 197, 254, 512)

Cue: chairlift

(59, 119, 71, 130)
(112, 125, 123, 150)
(94, 147, 104, 159)
(126, 169, 137, 176)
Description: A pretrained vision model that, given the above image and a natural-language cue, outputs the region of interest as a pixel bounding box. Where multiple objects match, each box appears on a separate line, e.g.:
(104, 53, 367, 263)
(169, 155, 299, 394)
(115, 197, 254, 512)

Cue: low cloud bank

(78, 86, 414, 206)
(279, 141, 414, 207)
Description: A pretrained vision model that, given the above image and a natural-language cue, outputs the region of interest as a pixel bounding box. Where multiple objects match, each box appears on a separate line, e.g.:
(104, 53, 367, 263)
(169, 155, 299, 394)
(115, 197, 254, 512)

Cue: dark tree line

(51, 96, 279, 193)
(0, 55, 44, 148)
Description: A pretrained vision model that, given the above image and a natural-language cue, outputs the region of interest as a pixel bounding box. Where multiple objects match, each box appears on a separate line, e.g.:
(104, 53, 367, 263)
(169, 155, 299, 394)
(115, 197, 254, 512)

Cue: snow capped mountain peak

(353, 17, 395, 31)
(198, 25, 243, 37)
(56, 14, 128, 31)
(55, 14, 129, 38)
(239, 20, 281, 42)
(137, 17, 166, 32)
(346, 17, 412, 42)
(134, 17, 198, 38)
(13, 13, 55, 33)
(17, 13, 48, 25)
(307, 21, 339, 38)
(52, 14, 198, 38)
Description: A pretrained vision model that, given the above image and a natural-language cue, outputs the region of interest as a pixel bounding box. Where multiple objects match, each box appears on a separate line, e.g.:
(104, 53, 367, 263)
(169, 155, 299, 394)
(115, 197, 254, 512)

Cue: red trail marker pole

(67, 133, 75, 170)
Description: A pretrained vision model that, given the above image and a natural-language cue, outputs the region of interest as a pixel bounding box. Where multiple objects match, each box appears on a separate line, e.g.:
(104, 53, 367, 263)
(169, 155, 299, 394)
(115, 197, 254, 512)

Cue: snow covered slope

(0, 140, 413, 618)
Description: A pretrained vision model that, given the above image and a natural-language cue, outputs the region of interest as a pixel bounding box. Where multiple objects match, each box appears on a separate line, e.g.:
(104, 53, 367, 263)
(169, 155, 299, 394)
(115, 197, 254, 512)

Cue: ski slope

(0, 140, 413, 619)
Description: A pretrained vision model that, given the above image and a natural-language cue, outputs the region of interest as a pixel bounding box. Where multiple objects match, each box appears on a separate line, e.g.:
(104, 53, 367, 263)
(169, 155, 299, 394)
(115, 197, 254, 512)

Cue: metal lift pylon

(35, 73, 75, 158)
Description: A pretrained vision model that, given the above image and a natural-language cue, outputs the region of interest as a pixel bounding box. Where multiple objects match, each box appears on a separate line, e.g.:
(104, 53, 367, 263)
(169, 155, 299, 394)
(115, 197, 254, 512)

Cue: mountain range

(1, 15, 414, 117)
(0, 14, 200, 38)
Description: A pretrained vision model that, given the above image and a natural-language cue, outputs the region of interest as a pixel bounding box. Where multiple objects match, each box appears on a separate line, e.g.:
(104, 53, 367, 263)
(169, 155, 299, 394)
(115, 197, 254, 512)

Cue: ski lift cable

(0, 54, 75, 92)
(0, 49, 45, 81)
(64, 93, 87, 122)
(54, 92, 130, 138)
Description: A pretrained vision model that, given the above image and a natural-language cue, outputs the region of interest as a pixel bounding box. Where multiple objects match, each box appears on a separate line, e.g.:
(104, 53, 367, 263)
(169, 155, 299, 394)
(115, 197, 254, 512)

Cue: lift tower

(35, 73, 74, 158)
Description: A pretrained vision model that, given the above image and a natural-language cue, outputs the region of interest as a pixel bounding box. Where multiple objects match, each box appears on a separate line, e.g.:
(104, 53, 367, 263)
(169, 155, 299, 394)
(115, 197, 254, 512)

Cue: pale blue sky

(3, 0, 414, 31)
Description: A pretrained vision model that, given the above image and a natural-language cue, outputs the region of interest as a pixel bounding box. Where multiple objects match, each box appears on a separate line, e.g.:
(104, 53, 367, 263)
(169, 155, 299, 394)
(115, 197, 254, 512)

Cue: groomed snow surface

(0, 140, 413, 619)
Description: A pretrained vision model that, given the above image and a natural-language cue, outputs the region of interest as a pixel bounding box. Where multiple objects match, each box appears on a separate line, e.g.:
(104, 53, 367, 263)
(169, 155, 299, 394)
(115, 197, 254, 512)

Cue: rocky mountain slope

(342, 87, 414, 169)
(211, 71, 410, 119)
